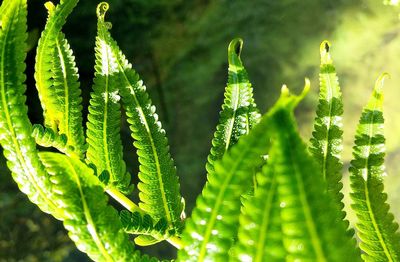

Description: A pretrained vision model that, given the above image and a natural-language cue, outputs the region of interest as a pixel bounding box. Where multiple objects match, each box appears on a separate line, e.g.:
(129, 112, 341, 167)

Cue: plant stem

(106, 188, 184, 249)
(106, 188, 143, 214)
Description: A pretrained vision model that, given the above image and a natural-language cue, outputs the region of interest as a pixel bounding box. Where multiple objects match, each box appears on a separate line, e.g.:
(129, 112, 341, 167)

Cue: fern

(3, 0, 400, 260)
(86, 3, 131, 194)
(32, 124, 74, 155)
(206, 38, 261, 174)
(310, 41, 345, 207)
(177, 84, 309, 261)
(265, 89, 360, 261)
(233, 157, 284, 261)
(39, 152, 141, 262)
(120, 210, 172, 246)
(349, 73, 400, 261)
(34, 0, 79, 131)
(0, 0, 61, 218)
(95, 2, 184, 230)
(51, 31, 86, 157)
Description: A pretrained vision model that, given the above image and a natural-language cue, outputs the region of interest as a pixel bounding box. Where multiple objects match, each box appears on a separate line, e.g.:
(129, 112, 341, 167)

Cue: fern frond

(120, 210, 172, 246)
(349, 73, 400, 261)
(39, 152, 141, 262)
(206, 38, 261, 174)
(51, 32, 85, 157)
(96, 2, 184, 230)
(32, 124, 75, 155)
(233, 161, 285, 261)
(0, 0, 61, 218)
(86, 3, 131, 194)
(34, 0, 79, 130)
(267, 93, 360, 261)
(310, 41, 344, 208)
(177, 84, 309, 261)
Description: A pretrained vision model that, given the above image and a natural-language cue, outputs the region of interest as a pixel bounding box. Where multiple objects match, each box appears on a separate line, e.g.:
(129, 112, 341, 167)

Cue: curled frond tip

(320, 40, 332, 64)
(376, 72, 390, 92)
(228, 38, 243, 57)
(97, 2, 109, 20)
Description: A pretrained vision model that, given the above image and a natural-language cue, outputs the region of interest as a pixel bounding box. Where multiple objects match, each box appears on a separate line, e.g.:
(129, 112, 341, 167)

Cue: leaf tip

(375, 72, 390, 94)
(302, 77, 311, 97)
(320, 40, 332, 64)
(228, 38, 244, 67)
(281, 84, 289, 96)
(96, 2, 109, 21)
(44, 1, 55, 15)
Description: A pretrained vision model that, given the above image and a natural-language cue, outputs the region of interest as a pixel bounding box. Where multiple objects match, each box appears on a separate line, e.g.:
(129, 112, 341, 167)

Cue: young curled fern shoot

(95, 2, 184, 231)
(34, 0, 79, 131)
(39, 152, 141, 262)
(206, 38, 261, 174)
(86, 3, 132, 195)
(0, 0, 61, 218)
(178, 84, 309, 261)
(310, 41, 345, 209)
(349, 73, 400, 261)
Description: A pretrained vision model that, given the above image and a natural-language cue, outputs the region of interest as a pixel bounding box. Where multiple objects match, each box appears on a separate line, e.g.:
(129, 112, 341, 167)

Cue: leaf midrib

(116, 59, 173, 225)
(224, 70, 241, 151)
(255, 175, 277, 262)
(321, 70, 338, 182)
(55, 36, 70, 142)
(101, 42, 113, 179)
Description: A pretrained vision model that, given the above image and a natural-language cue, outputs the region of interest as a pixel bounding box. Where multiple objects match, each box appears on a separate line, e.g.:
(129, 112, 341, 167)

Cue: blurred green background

(1, 0, 400, 260)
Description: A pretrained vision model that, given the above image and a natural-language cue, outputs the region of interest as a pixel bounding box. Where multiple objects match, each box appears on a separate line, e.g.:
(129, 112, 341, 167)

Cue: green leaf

(32, 124, 75, 155)
(34, 0, 79, 130)
(86, 3, 131, 194)
(265, 102, 360, 261)
(120, 210, 171, 245)
(51, 32, 86, 157)
(0, 0, 61, 218)
(310, 41, 345, 208)
(134, 235, 162, 247)
(233, 161, 285, 261)
(95, 2, 184, 230)
(39, 152, 141, 262)
(177, 84, 309, 261)
(206, 38, 261, 174)
(349, 73, 400, 261)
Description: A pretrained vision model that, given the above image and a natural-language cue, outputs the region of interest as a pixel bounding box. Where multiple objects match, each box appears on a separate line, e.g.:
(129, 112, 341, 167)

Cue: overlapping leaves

(0, 0, 61, 217)
(40, 152, 140, 262)
(178, 85, 309, 261)
(94, 2, 184, 230)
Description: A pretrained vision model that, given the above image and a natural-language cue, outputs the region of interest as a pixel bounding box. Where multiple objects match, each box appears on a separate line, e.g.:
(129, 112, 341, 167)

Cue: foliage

(1, 0, 400, 261)
(349, 74, 400, 260)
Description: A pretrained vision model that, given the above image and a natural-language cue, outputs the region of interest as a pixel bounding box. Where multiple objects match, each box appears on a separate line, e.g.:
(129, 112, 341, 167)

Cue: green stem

(106, 188, 143, 214)
(106, 187, 184, 249)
